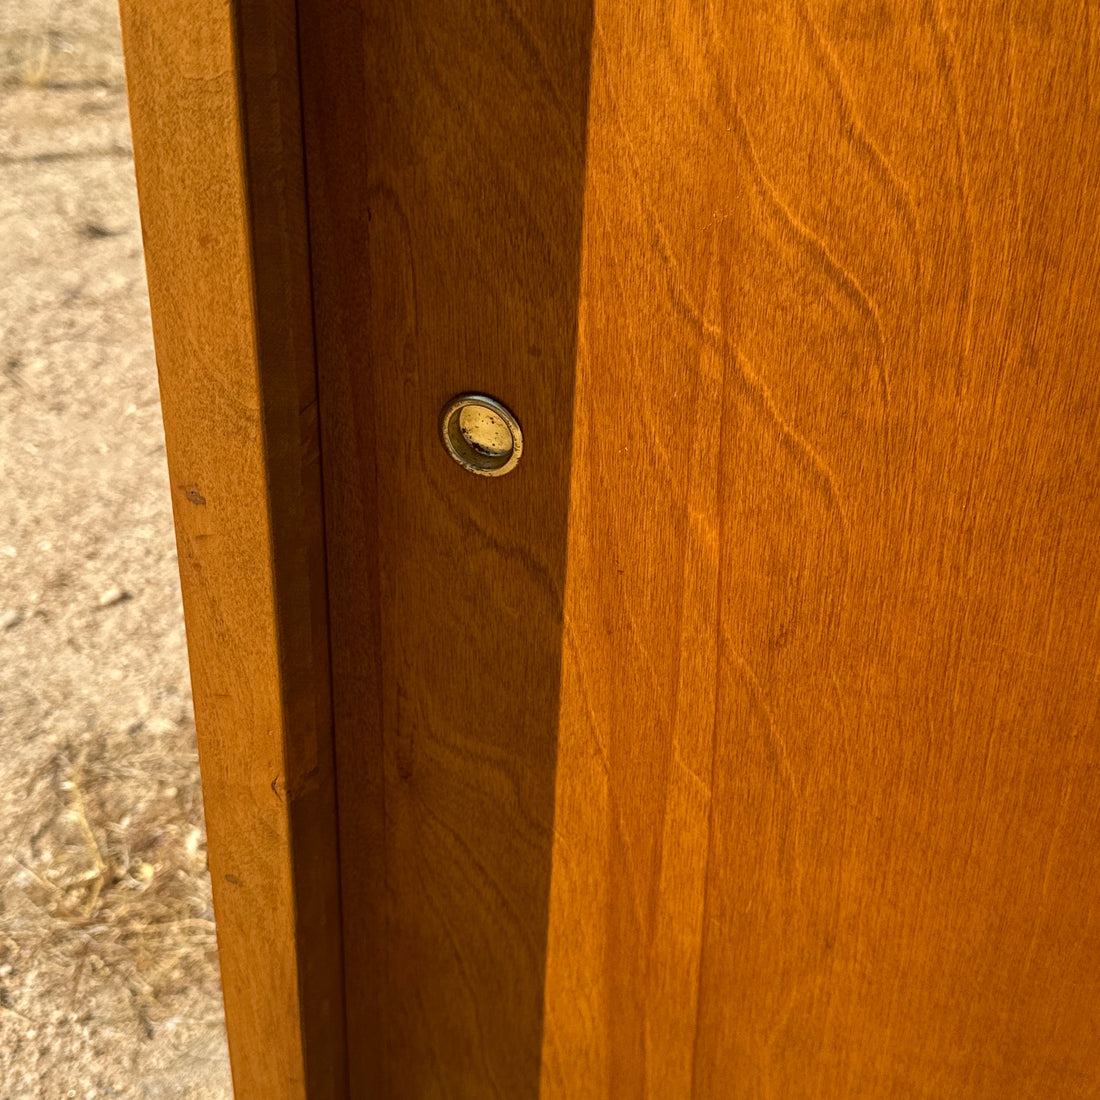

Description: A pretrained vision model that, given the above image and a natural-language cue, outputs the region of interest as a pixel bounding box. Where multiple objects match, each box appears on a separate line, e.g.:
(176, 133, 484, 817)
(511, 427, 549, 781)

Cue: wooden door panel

(543, 3, 1100, 1096)
(297, 0, 1100, 1095)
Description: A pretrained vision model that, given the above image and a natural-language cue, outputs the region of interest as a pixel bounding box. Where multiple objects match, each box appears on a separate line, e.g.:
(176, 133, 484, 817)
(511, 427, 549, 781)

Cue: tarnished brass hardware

(440, 394, 523, 477)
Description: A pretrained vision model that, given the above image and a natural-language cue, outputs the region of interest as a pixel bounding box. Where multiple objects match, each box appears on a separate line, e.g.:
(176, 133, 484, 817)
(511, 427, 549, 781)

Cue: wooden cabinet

(123, 1, 1100, 1095)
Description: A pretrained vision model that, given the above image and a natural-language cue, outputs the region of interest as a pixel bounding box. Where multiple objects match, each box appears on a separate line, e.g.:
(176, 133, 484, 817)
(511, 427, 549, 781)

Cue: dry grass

(17, 37, 51, 88)
(0, 22, 126, 91)
(3, 730, 222, 1038)
(2, 733, 222, 1043)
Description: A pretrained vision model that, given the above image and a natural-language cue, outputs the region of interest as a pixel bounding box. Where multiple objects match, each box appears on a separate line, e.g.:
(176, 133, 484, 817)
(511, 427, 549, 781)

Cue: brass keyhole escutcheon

(440, 394, 523, 477)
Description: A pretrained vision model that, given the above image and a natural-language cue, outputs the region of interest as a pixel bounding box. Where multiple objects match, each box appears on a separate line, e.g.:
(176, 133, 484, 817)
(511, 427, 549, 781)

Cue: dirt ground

(0, 1, 233, 1096)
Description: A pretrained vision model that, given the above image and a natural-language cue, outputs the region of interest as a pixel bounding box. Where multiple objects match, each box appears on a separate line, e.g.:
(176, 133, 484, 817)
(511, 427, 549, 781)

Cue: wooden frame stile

(118, 0, 347, 1096)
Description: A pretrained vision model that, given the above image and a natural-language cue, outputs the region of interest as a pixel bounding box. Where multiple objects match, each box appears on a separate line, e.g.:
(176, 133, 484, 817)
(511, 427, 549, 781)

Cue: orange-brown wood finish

(119, 1, 345, 1096)
(301, 1, 1100, 1096)
(128, 0, 1100, 1095)
(542, 2, 1100, 1096)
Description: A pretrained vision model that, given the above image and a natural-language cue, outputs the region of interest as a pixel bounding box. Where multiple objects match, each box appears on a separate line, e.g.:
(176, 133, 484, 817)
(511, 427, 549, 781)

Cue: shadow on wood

(297, 2, 595, 1095)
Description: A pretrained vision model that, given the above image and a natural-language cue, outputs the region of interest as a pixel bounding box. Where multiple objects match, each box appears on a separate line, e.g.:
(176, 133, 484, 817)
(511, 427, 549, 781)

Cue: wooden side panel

(119, 2, 345, 1096)
(543, 1, 1100, 1096)
(297, 1, 592, 1096)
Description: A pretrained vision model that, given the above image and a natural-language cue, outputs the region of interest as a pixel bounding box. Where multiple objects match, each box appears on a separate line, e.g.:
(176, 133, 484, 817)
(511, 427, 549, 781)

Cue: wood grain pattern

(137, 0, 1100, 1093)
(297, 1, 592, 1096)
(542, 1, 1100, 1096)
(118, 2, 345, 1096)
